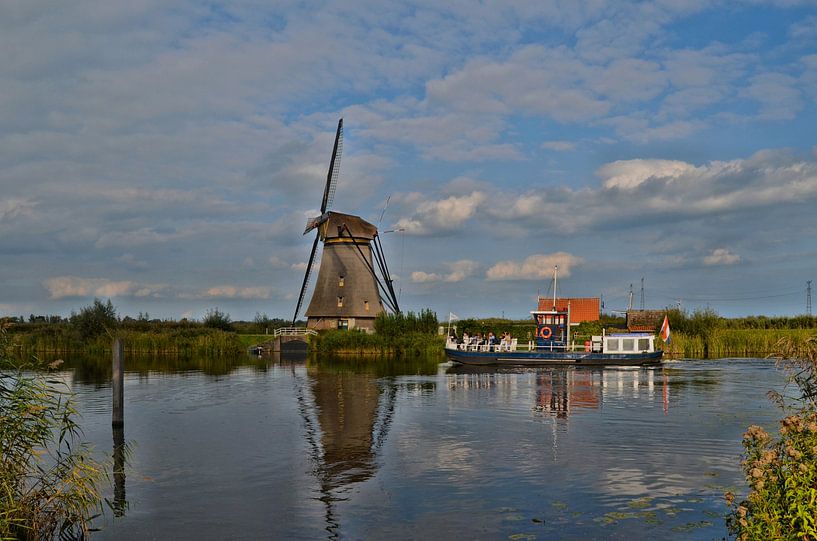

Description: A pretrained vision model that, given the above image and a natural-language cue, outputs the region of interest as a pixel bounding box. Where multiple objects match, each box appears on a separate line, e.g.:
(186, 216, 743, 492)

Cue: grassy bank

(8, 302, 817, 360)
(309, 330, 446, 358)
(7, 326, 245, 357)
(308, 310, 445, 358)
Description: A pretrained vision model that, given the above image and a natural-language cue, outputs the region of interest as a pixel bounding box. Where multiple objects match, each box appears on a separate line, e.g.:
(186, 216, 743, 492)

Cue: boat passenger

(499, 333, 509, 351)
(461, 332, 470, 350)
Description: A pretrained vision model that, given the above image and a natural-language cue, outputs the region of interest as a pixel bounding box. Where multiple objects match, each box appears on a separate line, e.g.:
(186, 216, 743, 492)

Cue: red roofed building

(536, 297, 600, 324)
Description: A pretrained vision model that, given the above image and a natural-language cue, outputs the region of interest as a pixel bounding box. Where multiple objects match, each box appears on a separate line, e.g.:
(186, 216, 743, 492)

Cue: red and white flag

(660, 315, 671, 343)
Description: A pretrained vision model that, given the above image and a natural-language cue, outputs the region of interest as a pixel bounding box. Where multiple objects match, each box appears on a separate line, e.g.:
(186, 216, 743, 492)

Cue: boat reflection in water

(446, 365, 669, 417)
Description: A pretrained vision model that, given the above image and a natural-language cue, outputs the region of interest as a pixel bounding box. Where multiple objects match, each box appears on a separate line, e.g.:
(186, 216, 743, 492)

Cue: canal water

(61, 356, 786, 540)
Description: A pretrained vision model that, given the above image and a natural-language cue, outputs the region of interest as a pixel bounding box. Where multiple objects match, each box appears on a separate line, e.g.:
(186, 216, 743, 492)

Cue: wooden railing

(273, 327, 318, 337)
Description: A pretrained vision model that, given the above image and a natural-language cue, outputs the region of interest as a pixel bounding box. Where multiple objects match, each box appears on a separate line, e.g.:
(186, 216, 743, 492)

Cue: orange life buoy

(539, 326, 552, 339)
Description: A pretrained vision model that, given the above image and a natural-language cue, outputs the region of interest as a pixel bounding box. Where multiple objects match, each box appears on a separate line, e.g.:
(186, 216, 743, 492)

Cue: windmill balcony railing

(274, 327, 318, 337)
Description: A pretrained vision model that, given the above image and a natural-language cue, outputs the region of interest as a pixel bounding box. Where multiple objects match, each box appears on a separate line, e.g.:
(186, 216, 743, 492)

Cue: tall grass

(8, 326, 245, 357)
(1, 325, 107, 539)
(659, 308, 817, 358)
(374, 309, 439, 336)
(666, 329, 817, 358)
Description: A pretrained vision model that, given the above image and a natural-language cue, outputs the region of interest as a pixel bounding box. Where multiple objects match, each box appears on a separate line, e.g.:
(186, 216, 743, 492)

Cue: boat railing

(446, 338, 598, 353)
(446, 338, 519, 352)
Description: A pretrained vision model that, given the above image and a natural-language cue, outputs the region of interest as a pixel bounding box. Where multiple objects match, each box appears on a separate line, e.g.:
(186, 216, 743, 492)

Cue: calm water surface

(60, 356, 786, 540)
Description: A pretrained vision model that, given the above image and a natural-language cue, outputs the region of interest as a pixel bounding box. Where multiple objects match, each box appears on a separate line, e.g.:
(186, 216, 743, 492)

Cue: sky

(2, 0, 817, 321)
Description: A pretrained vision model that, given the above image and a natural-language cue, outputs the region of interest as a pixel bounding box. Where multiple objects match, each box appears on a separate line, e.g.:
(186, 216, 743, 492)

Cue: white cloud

(291, 262, 308, 271)
(388, 150, 817, 242)
(43, 276, 272, 301)
(598, 159, 700, 190)
(703, 248, 741, 266)
(411, 271, 442, 283)
(201, 286, 272, 299)
(43, 276, 166, 299)
(412, 259, 480, 283)
(394, 191, 486, 235)
(445, 260, 480, 282)
(425, 45, 612, 122)
(486, 252, 583, 281)
(349, 105, 522, 162)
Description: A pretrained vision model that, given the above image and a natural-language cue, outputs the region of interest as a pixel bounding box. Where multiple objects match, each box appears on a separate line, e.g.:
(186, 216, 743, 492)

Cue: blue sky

(1, 0, 816, 321)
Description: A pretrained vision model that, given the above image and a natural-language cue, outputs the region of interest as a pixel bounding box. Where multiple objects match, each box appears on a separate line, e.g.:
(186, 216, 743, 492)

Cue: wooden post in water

(112, 424, 127, 516)
(112, 338, 124, 426)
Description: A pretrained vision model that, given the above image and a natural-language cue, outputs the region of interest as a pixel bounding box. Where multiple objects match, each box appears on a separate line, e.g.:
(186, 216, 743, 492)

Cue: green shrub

(203, 308, 233, 332)
(726, 336, 817, 539)
(70, 298, 118, 341)
(0, 325, 107, 539)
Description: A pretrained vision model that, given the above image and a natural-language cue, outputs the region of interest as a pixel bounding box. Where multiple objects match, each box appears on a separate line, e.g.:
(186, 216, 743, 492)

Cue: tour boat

(444, 332, 663, 366)
(444, 267, 664, 367)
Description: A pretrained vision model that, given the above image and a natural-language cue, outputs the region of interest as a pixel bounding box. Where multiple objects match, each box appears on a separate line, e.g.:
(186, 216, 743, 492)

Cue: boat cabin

(531, 309, 569, 348)
(594, 333, 656, 354)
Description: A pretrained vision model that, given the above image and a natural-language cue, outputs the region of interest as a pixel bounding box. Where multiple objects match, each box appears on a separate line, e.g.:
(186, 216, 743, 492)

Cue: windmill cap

(321, 211, 378, 240)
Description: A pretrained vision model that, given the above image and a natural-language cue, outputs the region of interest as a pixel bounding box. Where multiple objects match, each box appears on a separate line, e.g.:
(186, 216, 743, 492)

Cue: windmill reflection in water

(288, 361, 397, 539)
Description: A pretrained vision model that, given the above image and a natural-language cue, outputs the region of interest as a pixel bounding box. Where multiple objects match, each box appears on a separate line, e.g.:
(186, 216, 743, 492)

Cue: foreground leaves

(726, 337, 817, 540)
(1, 325, 106, 540)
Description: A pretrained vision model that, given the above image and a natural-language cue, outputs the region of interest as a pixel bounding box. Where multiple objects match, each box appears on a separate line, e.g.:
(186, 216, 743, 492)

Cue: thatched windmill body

(292, 119, 400, 332)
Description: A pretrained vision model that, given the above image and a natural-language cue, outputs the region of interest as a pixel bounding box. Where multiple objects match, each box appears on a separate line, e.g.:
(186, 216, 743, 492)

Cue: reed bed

(664, 328, 817, 359)
(8, 327, 245, 357)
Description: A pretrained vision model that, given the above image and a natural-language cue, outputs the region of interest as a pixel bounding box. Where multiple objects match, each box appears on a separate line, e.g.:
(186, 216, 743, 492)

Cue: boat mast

(552, 265, 558, 310)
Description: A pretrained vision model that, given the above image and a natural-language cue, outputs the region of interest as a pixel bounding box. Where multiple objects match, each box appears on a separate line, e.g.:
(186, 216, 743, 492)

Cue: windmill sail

(321, 119, 343, 213)
(293, 119, 343, 324)
(292, 234, 321, 325)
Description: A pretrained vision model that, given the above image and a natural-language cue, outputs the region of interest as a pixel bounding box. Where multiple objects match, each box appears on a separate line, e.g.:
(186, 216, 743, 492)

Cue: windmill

(292, 119, 400, 331)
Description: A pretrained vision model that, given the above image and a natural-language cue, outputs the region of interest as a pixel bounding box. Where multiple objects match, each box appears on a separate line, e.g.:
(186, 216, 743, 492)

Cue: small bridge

(250, 327, 317, 354)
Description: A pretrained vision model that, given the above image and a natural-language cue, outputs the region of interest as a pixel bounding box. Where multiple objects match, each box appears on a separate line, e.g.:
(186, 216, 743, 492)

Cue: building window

(338, 275, 344, 287)
(337, 296, 343, 307)
(338, 319, 349, 330)
(364, 300, 369, 311)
